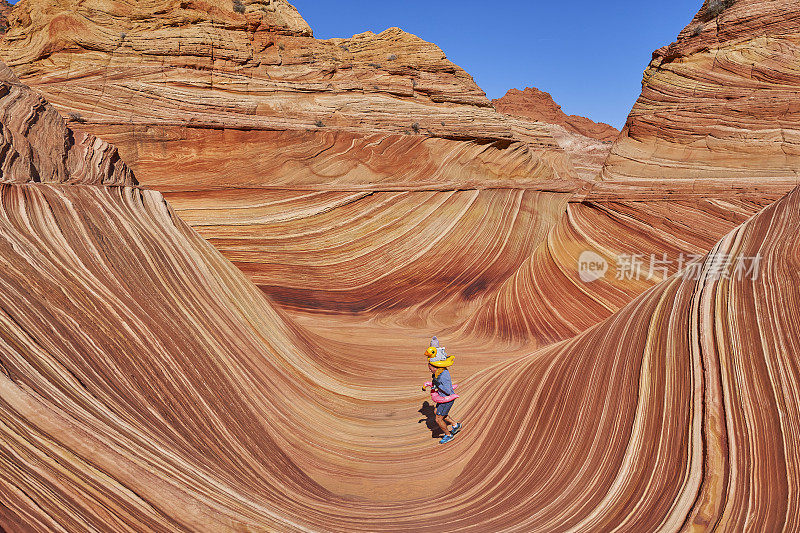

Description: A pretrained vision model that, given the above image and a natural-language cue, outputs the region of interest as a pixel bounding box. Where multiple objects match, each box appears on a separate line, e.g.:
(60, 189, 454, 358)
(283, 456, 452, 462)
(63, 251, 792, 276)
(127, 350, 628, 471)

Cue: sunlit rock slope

(1, 0, 794, 346)
(0, 0, 576, 188)
(493, 87, 619, 180)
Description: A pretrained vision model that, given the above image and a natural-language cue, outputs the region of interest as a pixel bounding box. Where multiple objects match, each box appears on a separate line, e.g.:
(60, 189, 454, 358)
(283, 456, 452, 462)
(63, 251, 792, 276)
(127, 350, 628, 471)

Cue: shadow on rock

(418, 401, 442, 438)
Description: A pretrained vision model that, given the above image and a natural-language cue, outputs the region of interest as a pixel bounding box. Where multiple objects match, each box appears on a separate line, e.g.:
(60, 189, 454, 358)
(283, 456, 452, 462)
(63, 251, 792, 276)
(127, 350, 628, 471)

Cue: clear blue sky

(292, 0, 703, 129)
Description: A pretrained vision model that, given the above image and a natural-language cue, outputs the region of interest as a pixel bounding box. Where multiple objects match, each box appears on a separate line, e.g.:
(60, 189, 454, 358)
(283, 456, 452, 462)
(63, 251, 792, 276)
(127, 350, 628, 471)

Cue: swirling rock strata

(456, 193, 774, 346)
(602, 0, 800, 185)
(170, 187, 570, 324)
(0, 4, 798, 530)
(0, 63, 134, 186)
(0, 183, 327, 531)
(98, 128, 575, 191)
(3, 154, 799, 530)
(444, 185, 800, 531)
(0, 0, 577, 188)
(0, 0, 590, 320)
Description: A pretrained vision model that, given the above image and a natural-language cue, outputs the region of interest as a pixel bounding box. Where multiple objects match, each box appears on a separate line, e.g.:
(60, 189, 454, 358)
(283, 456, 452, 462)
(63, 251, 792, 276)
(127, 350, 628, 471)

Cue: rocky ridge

(0, 63, 134, 186)
(494, 87, 619, 142)
(494, 87, 619, 179)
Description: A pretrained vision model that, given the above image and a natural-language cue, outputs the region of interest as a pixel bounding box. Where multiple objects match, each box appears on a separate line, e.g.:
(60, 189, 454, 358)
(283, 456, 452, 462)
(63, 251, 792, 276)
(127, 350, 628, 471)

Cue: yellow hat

(428, 355, 455, 368)
(425, 346, 437, 358)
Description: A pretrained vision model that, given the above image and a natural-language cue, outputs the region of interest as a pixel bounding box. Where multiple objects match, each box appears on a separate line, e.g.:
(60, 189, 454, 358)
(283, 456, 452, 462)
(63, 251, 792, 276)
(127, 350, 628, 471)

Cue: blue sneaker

(450, 423, 462, 436)
(439, 434, 455, 444)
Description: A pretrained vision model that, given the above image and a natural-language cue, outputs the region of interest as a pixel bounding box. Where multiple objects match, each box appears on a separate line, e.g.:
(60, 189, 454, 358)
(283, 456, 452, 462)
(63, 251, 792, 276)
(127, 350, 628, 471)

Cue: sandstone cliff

(0, 0, 788, 334)
(453, 0, 800, 345)
(601, 0, 800, 187)
(452, 185, 800, 531)
(2, 0, 791, 339)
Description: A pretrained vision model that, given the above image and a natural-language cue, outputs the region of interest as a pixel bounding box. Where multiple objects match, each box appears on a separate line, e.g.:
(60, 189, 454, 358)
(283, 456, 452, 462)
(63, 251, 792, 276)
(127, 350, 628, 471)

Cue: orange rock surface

(0, 0, 791, 336)
(494, 88, 620, 179)
(0, 64, 133, 186)
(456, 193, 775, 345)
(2, 54, 800, 529)
(0, 0, 597, 322)
(0, 0, 593, 324)
(0, 0, 576, 187)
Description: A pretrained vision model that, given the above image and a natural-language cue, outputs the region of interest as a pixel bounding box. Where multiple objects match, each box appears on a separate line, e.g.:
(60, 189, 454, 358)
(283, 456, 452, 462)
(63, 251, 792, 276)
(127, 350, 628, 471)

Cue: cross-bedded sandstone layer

(2, 0, 793, 340)
(0, 0, 576, 187)
(0, 0, 594, 322)
(3, 0, 795, 338)
(0, 63, 133, 186)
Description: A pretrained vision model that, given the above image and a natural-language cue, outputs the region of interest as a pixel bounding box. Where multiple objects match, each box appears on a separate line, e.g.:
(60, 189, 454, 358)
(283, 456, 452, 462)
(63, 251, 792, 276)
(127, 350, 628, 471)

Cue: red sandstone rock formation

(455, 0, 800, 345)
(3, 0, 792, 338)
(494, 88, 619, 179)
(456, 193, 775, 345)
(0, 0, 789, 336)
(3, 50, 800, 529)
(0, 0, 576, 187)
(0, 64, 133, 186)
(453, 186, 800, 530)
(601, 0, 800, 186)
(0, 0, 799, 528)
(494, 87, 619, 142)
(0, 0, 587, 323)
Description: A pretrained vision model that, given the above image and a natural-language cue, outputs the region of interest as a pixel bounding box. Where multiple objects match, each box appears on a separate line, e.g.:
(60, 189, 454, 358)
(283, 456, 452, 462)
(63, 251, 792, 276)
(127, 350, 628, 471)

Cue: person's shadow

(418, 401, 443, 438)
